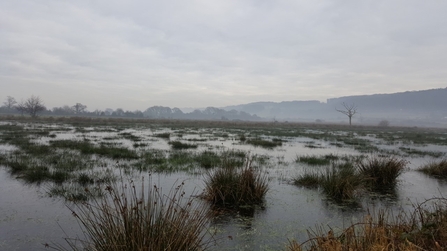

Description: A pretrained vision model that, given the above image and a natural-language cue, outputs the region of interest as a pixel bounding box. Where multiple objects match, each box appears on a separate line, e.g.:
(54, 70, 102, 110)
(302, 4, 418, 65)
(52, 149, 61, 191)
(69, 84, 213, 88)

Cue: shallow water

(1, 123, 447, 250)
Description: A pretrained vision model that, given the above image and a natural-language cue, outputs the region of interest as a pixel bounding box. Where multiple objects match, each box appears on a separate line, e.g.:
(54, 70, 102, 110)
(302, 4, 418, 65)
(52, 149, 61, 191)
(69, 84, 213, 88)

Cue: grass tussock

(287, 198, 447, 251)
(53, 178, 212, 251)
(320, 163, 362, 203)
(357, 155, 407, 191)
(203, 158, 268, 207)
(418, 159, 447, 179)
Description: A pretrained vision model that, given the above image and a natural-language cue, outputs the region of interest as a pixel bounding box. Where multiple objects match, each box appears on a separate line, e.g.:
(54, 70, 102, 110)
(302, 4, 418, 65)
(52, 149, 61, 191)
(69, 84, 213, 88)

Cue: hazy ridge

(222, 88, 447, 126)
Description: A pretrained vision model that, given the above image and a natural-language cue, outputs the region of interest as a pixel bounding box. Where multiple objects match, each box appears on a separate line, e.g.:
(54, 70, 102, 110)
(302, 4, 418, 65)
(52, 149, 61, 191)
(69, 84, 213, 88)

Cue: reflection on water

(1, 123, 447, 250)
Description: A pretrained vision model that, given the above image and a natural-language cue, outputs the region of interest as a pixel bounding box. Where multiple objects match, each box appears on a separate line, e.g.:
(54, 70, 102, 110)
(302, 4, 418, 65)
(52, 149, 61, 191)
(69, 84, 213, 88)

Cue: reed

(287, 198, 447, 251)
(203, 158, 268, 207)
(53, 178, 213, 251)
(357, 155, 407, 191)
(418, 159, 447, 179)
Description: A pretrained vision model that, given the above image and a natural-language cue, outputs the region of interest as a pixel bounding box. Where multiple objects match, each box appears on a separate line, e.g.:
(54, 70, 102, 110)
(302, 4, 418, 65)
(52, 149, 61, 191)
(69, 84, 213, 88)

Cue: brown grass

(203, 157, 269, 207)
(287, 198, 447, 251)
(51, 177, 213, 251)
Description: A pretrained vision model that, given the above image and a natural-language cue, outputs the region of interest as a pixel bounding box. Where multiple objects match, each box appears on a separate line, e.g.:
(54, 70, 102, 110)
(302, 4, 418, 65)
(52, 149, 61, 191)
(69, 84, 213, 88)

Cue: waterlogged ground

(1, 119, 447, 250)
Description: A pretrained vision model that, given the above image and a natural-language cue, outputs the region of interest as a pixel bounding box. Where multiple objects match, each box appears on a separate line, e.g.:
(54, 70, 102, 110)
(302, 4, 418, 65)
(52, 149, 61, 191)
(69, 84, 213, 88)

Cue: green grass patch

(295, 154, 338, 166)
(169, 141, 198, 150)
(153, 132, 170, 139)
(399, 147, 444, 158)
(293, 172, 321, 188)
(195, 150, 221, 169)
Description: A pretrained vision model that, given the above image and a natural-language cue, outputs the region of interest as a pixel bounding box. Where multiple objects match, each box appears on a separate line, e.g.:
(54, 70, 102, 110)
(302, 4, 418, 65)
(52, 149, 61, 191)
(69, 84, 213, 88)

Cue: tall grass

(320, 163, 362, 202)
(357, 155, 407, 191)
(203, 158, 268, 207)
(418, 159, 447, 179)
(287, 198, 447, 251)
(53, 178, 213, 251)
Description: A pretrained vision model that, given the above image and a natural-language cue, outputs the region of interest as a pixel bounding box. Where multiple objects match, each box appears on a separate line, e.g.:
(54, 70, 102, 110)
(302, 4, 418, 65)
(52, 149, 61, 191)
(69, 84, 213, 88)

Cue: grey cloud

(1, 0, 446, 110)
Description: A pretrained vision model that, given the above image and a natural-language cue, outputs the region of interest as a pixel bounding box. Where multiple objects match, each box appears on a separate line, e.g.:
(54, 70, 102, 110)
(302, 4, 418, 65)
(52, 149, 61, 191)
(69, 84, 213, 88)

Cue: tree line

(0, 95, 261, 121)
(0, 95, 144, 118)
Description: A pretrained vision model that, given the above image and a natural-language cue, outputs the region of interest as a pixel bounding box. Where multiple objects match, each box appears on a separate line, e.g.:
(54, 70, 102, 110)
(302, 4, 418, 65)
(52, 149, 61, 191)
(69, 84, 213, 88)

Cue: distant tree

(336, 102, 357, 126)
(113, 108, 124, 117)
(378, 120, 390, 127)
(52, 105, 75, 115)
(3, 96, 17, 109)
(15, 101, 26, 115)
(72, 103, 87, 114)
(23, 95, 46, 117)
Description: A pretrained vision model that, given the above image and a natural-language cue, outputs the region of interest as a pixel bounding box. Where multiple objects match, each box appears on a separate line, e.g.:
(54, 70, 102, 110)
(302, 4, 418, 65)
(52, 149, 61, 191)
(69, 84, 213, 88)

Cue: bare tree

(336, 102, 357, 126)
(24, 95, 46, 117)
(3, 96, 17, 109)
(15, 100, 27, 116)
(72, 103, 87, 114)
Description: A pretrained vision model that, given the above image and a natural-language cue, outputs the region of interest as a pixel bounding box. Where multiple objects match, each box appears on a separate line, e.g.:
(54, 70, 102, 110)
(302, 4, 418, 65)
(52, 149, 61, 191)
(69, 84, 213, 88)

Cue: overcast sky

(1, 1, 446, 111)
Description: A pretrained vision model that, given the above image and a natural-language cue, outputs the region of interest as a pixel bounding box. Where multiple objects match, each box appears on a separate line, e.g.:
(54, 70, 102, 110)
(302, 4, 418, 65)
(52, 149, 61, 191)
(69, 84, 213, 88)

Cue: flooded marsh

(1, 119, 447, 250)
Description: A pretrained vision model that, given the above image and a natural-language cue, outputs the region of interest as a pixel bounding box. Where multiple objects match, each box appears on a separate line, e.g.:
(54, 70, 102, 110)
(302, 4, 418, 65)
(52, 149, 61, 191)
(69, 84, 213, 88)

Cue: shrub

(378, 120, 390, 127)
(55, 178, 212, 251)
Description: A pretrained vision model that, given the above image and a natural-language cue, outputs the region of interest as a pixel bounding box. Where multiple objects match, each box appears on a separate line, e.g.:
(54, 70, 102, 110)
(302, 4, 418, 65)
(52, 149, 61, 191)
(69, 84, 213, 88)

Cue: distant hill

(222, 88, 447, 126)
(143, 106, 261, 121)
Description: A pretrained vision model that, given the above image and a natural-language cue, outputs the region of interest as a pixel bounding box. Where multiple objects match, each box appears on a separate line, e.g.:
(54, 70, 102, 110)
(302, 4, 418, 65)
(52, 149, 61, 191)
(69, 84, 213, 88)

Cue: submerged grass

(295, 154, 337, 166)
(169, 140, 198, 150)
(50, 140, 138, 159)
(293, 172, 321, 188)
(246, 138, 282, 148)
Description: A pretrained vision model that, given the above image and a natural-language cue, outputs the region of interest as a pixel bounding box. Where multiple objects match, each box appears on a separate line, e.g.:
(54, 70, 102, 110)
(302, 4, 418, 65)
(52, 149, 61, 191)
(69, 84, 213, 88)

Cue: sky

(1, 1, 447, 111)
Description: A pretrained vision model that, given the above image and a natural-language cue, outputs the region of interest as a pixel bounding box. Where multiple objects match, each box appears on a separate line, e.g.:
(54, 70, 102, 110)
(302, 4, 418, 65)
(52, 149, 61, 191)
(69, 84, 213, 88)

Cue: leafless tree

(378, 120, 390, 127)
(24, 95, 46, 117)
(3, 96, 17, 109)
(336, 102, 357, 126)
(72, 103, 87, 114)
(15, 100, 27, 116)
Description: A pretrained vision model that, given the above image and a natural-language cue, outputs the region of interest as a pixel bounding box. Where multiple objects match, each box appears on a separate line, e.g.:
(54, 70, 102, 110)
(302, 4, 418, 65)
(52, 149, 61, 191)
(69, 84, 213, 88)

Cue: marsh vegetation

(1, 117, 447, 250)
